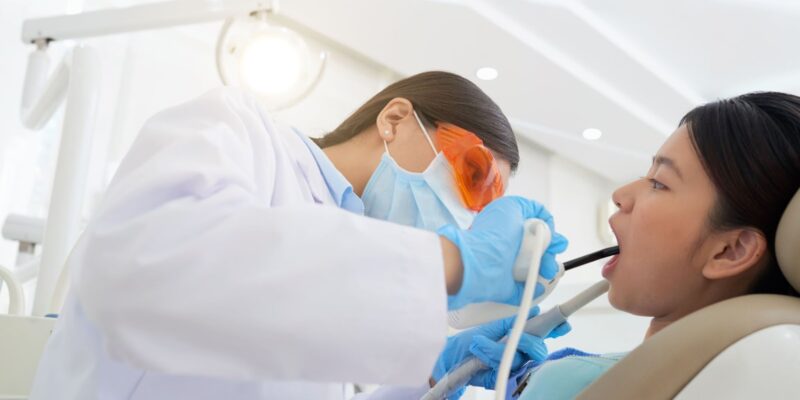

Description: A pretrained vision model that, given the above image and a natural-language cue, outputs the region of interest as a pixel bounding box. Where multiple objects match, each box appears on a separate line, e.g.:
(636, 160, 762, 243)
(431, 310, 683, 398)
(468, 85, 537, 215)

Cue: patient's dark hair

(313, 71, 519, 171)
(681, 92, 800, 296)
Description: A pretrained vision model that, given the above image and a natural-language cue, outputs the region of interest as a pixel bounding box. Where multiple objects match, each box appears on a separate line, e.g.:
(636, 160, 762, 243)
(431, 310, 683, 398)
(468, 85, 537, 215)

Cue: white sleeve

(74, 88, 447, 386)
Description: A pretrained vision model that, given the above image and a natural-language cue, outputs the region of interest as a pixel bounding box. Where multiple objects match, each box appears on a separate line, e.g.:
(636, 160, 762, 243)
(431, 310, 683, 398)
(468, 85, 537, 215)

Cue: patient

(518, 91, 800, 399)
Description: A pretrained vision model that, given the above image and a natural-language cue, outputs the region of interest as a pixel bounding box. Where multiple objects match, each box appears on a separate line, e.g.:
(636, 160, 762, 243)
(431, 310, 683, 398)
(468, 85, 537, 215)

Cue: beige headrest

(776, 188, 800, 292)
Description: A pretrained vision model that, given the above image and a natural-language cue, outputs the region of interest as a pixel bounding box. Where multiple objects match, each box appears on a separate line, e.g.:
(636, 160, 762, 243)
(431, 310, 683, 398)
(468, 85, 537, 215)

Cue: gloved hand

(438, 196, 568, 310)
(431, 308, 571, 399)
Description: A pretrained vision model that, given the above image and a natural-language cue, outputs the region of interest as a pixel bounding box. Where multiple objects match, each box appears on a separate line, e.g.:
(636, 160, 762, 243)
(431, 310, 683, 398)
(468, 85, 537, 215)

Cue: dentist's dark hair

(314, 71, 520, 171)
(681, 91, 800, 296)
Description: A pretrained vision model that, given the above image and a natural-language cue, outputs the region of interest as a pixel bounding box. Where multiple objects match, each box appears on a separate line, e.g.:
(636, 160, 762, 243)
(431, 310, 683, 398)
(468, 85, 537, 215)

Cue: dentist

(30, 71, 567, 399)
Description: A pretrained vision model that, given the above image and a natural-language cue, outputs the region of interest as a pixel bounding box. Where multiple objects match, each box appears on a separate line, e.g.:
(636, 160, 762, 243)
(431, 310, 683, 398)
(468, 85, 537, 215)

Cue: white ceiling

(276, 0, 800, 182)
(12, 0, 798, 183)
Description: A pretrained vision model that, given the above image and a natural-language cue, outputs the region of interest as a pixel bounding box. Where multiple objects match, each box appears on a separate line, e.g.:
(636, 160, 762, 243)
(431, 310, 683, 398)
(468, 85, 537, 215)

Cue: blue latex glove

(438, 196, 569, 310)
(431, 308, 572, 399)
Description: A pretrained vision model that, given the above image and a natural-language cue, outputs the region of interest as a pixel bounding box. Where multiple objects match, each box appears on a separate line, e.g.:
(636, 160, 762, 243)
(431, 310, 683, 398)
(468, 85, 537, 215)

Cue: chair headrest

(776, 189, 800, 292)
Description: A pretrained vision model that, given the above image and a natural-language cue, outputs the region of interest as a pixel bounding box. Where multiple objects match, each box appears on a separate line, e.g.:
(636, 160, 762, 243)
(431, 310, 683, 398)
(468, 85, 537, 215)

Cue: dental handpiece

(422, 246, 619, 400)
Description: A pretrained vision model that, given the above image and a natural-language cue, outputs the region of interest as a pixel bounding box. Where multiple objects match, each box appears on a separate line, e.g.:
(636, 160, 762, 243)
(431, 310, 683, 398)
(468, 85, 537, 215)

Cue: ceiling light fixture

(476, 67, 498, 81)
(582, 128, 602, 140)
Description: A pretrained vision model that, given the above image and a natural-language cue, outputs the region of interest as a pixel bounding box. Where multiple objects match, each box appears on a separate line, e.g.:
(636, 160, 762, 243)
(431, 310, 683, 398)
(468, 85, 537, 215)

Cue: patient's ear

(702, 228, 767, 280)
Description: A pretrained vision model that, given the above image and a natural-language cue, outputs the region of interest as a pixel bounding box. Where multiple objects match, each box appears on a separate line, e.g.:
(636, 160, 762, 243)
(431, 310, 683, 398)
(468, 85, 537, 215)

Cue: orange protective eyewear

(435, 123, 505, 211)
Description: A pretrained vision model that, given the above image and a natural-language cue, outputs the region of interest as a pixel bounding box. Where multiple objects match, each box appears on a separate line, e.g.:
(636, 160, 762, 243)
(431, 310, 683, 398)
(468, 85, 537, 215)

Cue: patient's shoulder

(518, 353, 626, 400)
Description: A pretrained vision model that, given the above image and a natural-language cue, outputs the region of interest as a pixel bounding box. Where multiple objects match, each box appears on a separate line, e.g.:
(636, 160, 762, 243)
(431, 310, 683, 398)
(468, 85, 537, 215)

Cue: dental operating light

(216, 9, 327, 110)
(21, 0, 326, 111)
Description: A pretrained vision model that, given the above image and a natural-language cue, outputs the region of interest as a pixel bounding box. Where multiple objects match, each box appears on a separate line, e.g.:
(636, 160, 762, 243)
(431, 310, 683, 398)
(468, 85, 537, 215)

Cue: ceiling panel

(278, 0, 798, 182)
(582, 0, 800, 97)
(503, 0, 700, 124)
(13, 0, 799, 184)
(279, 0, 665, 181)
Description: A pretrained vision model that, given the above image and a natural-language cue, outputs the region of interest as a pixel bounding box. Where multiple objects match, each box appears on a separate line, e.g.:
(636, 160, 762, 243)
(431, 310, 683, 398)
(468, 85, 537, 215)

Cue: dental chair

(0, 266, 56, 400)
(577, 188, 800, 400)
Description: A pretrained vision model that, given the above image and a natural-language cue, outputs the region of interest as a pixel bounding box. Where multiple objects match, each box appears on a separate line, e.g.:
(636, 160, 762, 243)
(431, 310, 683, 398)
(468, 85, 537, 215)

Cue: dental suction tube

(563, 246, 619, 271)
(422, 281, 611, 400)
(422, 246, 619, 400)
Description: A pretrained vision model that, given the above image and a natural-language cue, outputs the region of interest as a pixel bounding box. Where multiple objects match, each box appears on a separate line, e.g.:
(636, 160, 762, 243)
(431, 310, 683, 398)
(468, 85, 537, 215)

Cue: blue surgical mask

(361, 112, 476, 231)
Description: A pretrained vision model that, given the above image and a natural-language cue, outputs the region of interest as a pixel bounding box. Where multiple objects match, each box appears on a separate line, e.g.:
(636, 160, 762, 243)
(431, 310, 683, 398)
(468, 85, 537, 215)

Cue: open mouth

(602, 254, 619, 277)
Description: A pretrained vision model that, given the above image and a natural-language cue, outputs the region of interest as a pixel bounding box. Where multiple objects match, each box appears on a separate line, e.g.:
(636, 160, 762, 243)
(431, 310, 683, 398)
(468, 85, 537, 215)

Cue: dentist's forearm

(440, 236, 463, 295)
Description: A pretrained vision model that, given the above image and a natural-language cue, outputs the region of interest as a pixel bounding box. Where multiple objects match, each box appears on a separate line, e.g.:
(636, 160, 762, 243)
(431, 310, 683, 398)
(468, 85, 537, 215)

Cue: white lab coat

(29, 88, 448, 399)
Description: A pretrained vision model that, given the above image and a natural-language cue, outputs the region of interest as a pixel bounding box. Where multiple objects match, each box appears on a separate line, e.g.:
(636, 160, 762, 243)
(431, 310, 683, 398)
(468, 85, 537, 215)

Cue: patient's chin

(607, 286, 647, 316)
(606, 285, 626, 310)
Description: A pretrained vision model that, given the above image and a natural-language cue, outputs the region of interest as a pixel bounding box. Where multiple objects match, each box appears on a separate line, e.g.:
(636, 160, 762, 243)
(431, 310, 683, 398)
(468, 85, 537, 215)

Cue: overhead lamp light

(476, 67, 498, 81)
(216, 9, 327, 110)
(582, 128, 602, 140)
(22, 1, 328, 112)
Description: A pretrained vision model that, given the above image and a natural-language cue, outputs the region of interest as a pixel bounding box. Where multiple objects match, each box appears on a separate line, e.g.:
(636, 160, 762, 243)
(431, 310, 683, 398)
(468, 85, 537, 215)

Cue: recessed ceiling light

(476, 67, 498, 81)
(582, 128, 602, 140)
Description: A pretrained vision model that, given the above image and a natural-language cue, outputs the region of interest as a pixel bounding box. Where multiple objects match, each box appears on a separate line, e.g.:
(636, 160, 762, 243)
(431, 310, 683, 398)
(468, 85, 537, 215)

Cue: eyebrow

(652, 155, 684, 180)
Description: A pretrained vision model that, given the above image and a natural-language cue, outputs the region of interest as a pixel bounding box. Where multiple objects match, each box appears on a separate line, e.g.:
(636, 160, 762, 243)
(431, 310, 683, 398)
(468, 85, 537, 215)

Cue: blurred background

(1, 1, 798, 397)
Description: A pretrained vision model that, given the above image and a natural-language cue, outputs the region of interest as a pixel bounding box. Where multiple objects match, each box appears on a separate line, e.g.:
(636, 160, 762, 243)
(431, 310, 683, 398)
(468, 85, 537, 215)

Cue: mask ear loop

(383, 111, 438, 158)
(412, 111, 438, 157)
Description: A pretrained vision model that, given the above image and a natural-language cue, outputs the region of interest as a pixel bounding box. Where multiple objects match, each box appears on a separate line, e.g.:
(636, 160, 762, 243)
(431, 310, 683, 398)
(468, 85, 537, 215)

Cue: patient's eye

(648, 178, 667, 190)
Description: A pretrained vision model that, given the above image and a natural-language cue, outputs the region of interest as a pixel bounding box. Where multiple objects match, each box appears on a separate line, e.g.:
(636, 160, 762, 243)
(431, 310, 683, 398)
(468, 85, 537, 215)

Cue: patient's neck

(645, 278, 756, 340)
(645, 318, 673, 339)
(645, 302, 703, 339)
(645, 303, 705, 340)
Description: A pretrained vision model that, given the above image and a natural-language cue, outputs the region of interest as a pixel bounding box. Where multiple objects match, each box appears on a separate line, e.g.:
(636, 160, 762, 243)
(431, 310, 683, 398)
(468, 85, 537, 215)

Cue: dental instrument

(447, 219, 616, 329)
(425, 220, 619, 400)
(562, 246, 620, 271)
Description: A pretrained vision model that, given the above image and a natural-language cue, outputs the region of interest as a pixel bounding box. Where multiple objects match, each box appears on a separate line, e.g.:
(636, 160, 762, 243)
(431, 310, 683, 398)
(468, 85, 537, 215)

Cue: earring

(383, 130, 390, 137)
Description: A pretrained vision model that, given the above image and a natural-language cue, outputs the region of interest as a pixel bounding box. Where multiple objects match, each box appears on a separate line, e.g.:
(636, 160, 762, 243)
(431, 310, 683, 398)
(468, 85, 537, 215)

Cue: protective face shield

(436, 122, 504, 211)
(361, 111, 503, 231)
